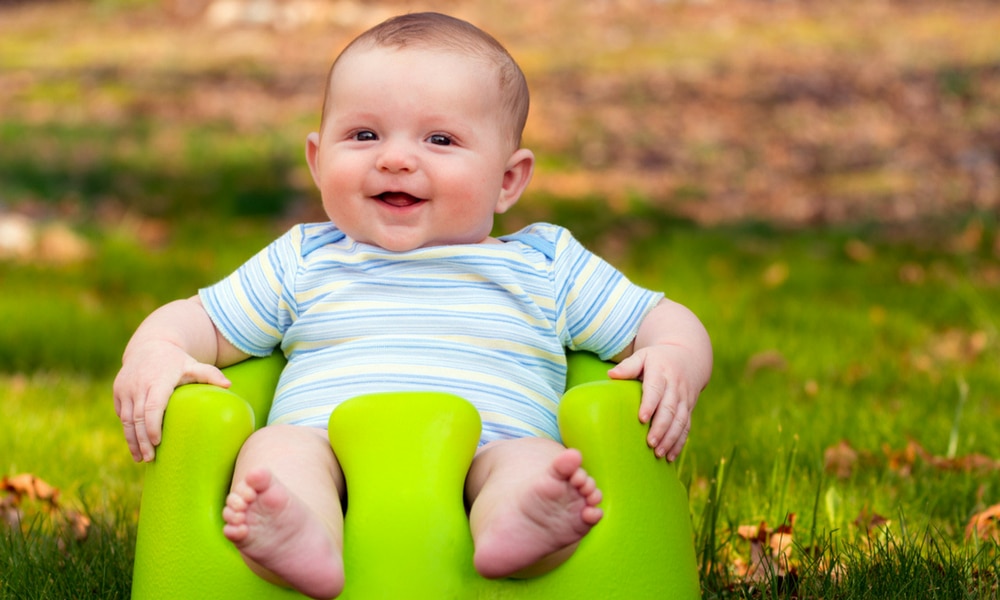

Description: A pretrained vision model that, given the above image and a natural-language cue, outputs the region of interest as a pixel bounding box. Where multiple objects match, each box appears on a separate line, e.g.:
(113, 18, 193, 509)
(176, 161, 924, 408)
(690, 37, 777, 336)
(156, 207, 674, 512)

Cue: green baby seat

(131, 352, 700, 599)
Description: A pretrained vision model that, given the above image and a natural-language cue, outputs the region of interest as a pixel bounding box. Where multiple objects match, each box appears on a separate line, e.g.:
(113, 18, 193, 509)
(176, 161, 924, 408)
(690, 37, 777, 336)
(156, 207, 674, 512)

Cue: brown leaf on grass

(824, 439, 859, 479)
(1, 473, 91, 541)
(853, 507, 891, 533)
(965, 503, 1000, 543)
(845, 239, 874, 263)
(1, 494, 21, 528)
(882, 439, 1000, 475)
(735, 514, 797, 583)
(735, 522, 771, 584)
(929, 452, 1000, 472)
(927, 328, 990, 364)
(762, 262, 789, 287)
(744, 350, 787, 379)
(2, 473, 60, 504)
(882, 439, 931, 477)
(769, 514, 795, 571)
(738, 521, 769, 543)
(63, 508, 93, 542)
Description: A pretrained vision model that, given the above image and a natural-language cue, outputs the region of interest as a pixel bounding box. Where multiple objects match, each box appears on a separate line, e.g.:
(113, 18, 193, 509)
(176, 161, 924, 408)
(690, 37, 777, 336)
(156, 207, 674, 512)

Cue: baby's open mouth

(376, 192, 425, 208)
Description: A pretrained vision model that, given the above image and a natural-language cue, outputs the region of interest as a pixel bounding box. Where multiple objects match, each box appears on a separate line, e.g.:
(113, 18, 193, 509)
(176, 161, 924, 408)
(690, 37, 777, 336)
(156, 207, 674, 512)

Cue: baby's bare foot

(473, 448, 603, 578)
(223, 468, 344, 599)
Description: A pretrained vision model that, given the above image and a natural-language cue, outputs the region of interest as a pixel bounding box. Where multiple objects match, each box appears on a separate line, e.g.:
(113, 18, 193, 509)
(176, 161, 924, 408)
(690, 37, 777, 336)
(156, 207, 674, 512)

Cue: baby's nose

(376, 140, 417, 173)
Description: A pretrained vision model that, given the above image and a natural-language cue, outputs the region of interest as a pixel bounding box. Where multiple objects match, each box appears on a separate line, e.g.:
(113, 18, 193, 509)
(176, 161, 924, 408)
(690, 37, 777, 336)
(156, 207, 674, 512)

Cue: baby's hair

(321, 12, 530, 149)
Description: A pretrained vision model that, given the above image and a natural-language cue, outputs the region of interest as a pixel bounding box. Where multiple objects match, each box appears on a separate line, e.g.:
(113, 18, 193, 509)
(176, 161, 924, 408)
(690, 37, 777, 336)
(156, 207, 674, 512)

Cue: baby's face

(306, 45, 527, 251)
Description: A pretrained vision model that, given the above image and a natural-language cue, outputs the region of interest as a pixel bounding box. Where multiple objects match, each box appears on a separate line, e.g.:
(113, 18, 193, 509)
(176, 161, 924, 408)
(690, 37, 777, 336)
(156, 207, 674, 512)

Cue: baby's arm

(113, 296, 249, 462)
(607, 299, 712, 461)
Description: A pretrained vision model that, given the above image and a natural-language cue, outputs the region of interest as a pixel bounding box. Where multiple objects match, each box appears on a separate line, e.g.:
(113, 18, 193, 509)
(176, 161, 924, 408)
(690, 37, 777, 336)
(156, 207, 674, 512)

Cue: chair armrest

(132, 357, 297, 599)
(565, 351, 614, 389)
(537, 378, 701, 598)
(220, 352, 286, 430)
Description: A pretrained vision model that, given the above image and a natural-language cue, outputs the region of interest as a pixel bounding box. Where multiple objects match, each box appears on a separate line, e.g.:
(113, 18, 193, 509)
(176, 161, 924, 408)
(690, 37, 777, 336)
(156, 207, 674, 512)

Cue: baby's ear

(496, 148, 535, 214)
(305, 132, 322, 187)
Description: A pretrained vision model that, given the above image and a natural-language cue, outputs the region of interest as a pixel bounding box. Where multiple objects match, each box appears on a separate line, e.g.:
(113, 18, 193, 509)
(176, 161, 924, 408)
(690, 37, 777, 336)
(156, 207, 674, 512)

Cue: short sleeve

(198, 227, 301, 357)
(550, 227, 664, 360)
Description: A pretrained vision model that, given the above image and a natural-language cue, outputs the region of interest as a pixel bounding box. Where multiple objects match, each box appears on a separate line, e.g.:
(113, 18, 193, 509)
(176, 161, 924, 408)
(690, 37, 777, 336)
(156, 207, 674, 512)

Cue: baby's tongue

(380, 192, 422, 207)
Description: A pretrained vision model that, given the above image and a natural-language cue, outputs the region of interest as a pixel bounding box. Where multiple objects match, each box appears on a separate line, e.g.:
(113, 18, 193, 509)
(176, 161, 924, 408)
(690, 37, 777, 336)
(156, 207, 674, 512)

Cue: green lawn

(3, 214, 999, 598)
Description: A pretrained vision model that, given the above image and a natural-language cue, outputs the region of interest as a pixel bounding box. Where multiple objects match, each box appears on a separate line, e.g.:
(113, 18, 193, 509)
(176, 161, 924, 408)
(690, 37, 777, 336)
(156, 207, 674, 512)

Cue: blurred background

(4, 0, 998, 230)
(2, 0, 999, 372)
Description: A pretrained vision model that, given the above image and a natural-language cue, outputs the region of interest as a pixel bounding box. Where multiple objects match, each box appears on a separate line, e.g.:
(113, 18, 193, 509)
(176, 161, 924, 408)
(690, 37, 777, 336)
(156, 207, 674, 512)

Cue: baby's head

(321, 12, 529, 153)
(305, 12, 536, 252)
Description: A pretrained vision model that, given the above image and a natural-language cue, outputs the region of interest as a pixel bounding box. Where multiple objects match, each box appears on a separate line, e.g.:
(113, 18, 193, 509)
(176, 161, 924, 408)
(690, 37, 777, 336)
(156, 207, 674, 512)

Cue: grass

(3, 213, 1000, 598)
(1, 374, 138, 599)
(1, 511, 135, 600)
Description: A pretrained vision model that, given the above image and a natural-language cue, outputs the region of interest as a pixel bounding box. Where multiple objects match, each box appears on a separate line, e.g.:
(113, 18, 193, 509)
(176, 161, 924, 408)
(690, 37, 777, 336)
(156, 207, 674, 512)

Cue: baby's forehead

(332, 43, 493, 77)
(321, 42, 521, 147)
(325, 45, 502, 107)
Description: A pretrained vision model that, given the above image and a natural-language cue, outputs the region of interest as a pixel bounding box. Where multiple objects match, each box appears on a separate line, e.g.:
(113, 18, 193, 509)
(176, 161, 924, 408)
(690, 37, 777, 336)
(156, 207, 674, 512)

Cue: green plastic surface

(131, 352, 700, 599)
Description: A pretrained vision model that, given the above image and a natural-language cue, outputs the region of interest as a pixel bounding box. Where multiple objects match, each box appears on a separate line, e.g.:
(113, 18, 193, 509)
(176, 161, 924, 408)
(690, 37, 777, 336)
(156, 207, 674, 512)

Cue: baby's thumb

(184, 362, 232, 388)
(608, 353, 643, 380)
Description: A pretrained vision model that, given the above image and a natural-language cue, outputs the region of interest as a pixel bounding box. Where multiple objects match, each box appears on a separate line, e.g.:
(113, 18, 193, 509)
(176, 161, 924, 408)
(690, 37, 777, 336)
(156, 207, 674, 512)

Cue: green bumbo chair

(131, 352, 700, 599)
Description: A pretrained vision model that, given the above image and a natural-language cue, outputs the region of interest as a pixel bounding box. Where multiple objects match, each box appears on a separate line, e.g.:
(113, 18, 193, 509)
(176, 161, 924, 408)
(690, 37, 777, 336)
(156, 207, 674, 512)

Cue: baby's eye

(427, 134, 452, 146)
(354, 130, 377, 142)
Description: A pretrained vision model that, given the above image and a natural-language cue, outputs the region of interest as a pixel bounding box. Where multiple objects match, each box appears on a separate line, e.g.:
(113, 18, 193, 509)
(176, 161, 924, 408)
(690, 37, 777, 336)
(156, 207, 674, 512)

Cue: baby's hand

(113, 341, 230, 462)
(607, 344, 704, 461)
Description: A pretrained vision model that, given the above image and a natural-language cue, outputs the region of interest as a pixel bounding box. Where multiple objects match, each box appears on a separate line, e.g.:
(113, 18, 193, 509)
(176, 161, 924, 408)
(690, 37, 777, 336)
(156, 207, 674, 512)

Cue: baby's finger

(180, 362, 232, 388)
(645, 391, 679, 458)
(655, 399, 691, 461)
(608, 352, 643, 381)
(123, 424, 143, 462)
(143, 380, 176, 452)
(664, 421, 691, 462)
(134, 409, 154, 463)
(638, 375, 668, 425)
(115, 393, 144, 462)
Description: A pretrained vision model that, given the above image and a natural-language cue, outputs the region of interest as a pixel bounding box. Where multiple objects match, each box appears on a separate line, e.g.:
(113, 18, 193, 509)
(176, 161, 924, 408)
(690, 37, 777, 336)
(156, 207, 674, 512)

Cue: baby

(113, 12, 712, 600)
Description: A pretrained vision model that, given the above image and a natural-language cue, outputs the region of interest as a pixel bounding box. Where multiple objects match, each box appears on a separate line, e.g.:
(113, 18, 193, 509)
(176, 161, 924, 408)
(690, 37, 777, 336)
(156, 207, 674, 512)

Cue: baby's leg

(466, 437, 603, 579)
(222, 424, 346, 600)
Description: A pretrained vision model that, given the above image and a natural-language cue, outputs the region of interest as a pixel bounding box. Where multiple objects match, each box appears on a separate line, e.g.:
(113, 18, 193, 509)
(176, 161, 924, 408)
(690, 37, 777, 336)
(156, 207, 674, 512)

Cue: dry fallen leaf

(3, 473, 59, 503)
(881, 439, 1000, 475)
(1, 473, 91, 541)
(735, 514, 797, 584)
(770, 514, 795, 574)
(824, 440, 859, 479)
(845, 239, 874, 263)
(762, 262, 790, 287)
(853, 507, 891, 533)
(965, 503, 1000, 543)
(744, 350, 787, 379)
(1, 494, 21, 528)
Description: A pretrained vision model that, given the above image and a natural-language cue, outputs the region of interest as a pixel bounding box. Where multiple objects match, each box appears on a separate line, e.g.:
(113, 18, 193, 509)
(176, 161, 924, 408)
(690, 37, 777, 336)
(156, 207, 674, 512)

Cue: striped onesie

(199, 222, 663, 446)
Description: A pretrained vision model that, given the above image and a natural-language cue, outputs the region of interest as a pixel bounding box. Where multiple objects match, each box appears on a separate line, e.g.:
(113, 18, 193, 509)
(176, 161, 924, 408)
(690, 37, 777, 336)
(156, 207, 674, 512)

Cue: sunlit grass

(6, 214, 1000, 597)
(1, 374, 141, 502)
(1, 372, 140, 598)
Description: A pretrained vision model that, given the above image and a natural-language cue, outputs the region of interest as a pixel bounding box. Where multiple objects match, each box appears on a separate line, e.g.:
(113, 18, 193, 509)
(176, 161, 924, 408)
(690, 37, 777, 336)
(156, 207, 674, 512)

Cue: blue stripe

(200, 223, 662, 443)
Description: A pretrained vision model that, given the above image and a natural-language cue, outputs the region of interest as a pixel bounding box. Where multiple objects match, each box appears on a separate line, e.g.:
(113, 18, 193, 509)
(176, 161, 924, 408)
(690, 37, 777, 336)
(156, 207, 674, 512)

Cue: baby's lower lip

(377, 192, 424, 207)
